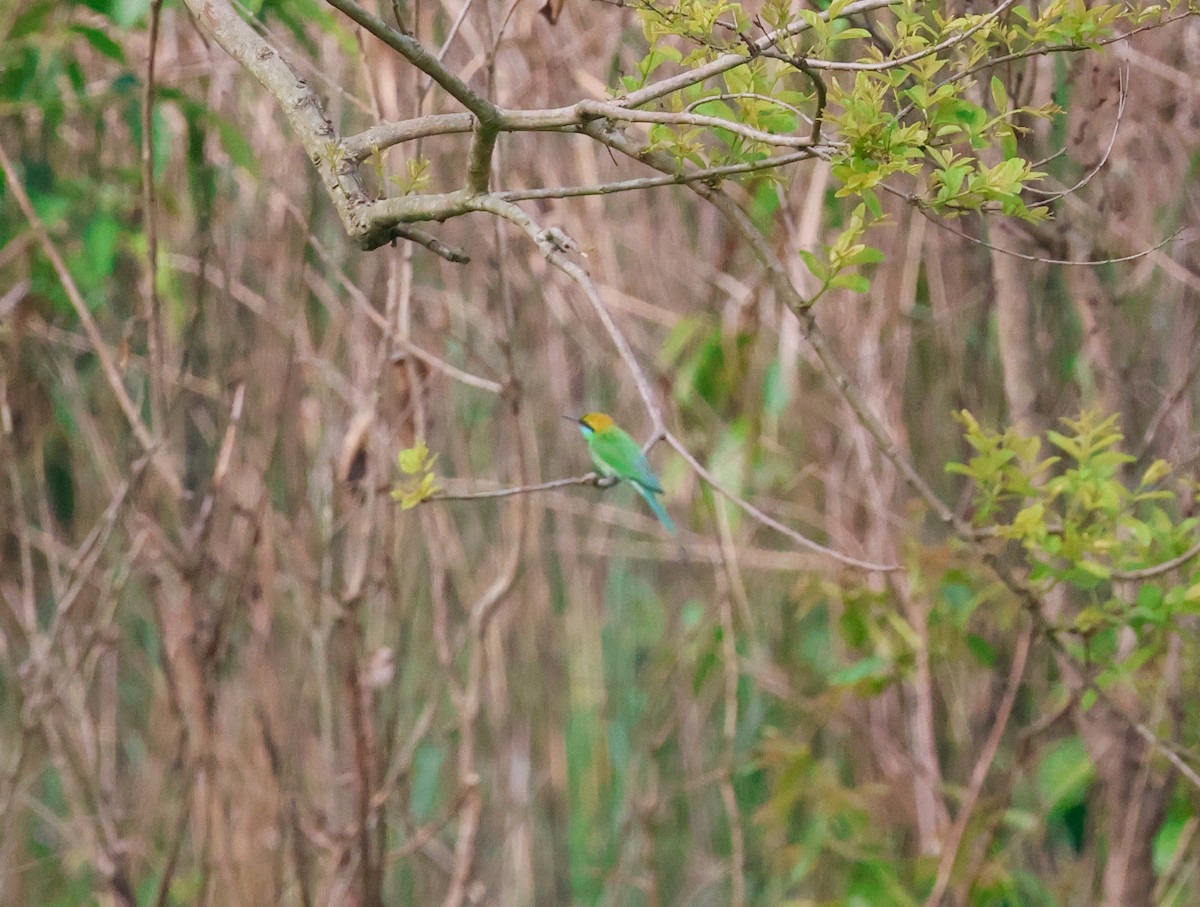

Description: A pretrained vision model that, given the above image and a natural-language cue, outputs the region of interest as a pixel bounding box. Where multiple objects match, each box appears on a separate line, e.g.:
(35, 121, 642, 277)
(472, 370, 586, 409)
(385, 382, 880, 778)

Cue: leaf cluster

(948, 409, 1200, 639)
(621, 0, 1185, 220)
(391, 439, 443, 509)
(796, 203, 885, 304)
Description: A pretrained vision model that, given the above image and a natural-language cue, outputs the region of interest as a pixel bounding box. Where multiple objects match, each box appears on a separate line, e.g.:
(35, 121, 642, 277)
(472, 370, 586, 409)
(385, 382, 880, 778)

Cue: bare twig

(343, 113, 475, 161)
(389, 343, 503, 394)
(323, 0, 501, 122)
(1111, 539, 1200, 581)
(416, 0, 482, 102)
(916, 211, 1184, 267)
(711, 540, 747, 907)
(684, 92, 812, 122)
(496, 149, 814, 201)
(572, 99, 818, 149)
(1025, 67, 1128, 203)
(390, 224, 471, 263)
(1135, 327, 1200, 459)
(925, 624, 1034, 907)
(765, 0, 1020, 74)
(141, 0, 166, 431)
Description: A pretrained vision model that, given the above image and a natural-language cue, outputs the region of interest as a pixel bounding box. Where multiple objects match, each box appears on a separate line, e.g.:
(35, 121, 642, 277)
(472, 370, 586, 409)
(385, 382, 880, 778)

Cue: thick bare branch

(183, 0, 373, 237)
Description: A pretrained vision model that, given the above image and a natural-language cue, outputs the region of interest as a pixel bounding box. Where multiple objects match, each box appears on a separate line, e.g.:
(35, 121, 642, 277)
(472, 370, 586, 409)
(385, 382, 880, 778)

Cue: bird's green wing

(589, 427, 663, 492)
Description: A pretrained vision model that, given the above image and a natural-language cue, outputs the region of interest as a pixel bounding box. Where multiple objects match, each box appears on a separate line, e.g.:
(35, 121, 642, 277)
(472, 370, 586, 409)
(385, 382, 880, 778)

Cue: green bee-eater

(570, 412, 675, 534)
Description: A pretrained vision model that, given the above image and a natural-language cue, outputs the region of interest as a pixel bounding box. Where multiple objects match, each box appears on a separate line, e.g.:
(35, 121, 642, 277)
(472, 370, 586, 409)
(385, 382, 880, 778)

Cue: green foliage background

(2, 1, 1199, 906)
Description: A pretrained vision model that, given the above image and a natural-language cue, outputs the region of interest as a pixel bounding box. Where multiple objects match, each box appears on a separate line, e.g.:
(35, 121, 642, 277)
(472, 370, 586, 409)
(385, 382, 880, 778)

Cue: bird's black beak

(561, 414, 581, 424)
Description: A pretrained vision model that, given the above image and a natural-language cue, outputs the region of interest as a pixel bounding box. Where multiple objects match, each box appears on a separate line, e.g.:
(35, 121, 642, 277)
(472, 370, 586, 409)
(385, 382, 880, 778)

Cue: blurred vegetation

(2, 1, 1200, 906)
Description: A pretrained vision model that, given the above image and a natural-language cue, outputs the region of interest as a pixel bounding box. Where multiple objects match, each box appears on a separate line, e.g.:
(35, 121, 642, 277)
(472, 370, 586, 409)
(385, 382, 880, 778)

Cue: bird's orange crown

(580, 412, 615, 433)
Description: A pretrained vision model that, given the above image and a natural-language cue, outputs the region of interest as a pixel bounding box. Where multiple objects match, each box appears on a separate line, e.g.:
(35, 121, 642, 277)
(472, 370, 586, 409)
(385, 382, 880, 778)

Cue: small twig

(619, 0, 898, 108)
(1111, 539, 1200, 581)
(389, 343, 503, 395)
(575, 99, 817, 149)
(390, 224, 471, 263)
(142, 0, 167, 431)
(1025, 66, 1128, 204)
(684, 91, 813, 122)
(925, 623, 1034, 907)
(927, 8, 1196, 100)
(0, 278, 30, 318)
(183, 383, 248, 562)
(152, 759, 201, 907)
(323, 0, 501, 123)
(416, 0, 480, 102)
(915, 207, 1184, 267)
(497, 150, 814, 202)
(1135, 343, 1200, 460)
(389, 780, 479, 859)
(44, 454, 154, 645)
(770, 0, 1018, 74)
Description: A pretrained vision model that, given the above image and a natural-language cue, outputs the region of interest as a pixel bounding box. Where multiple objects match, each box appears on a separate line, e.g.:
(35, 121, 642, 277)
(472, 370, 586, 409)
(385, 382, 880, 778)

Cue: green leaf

(83, 213, 121, 283)
(798, 248, 829, 282)
(829, 273, 871, 294)
(1139, 458, 1171, 487)
(398, 440, 434, 474)
(1037, 736, 1094, 810)
(966, 633, 997, 667)
(990, 75, 1009, 112)
(211, 114, 260, 176)
(70, 25, 127, 63)
(763, 357, 792, 417)
(829, 655, 892, 688)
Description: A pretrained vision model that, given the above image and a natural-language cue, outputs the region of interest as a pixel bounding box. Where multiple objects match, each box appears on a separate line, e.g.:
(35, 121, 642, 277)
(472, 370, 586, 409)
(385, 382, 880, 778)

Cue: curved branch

(323, 0, 501, 122)
(1112, 539, 1200, 582)
(765, 0, 1020, 74)
(573, 100, 817, 149)
(619, 0, 897, 108)
(917, 210, 1184, 267)
(344, 113, 475, 161)
(1023, 66, 1127, 205)
(497, 149, 814, 202)
(390, 224, 471, 263)
(183, 0, 371, 231)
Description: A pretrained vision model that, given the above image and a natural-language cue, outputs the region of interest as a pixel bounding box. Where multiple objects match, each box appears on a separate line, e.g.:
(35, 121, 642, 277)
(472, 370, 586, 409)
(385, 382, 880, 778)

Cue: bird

(568, 412, 675, 533)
